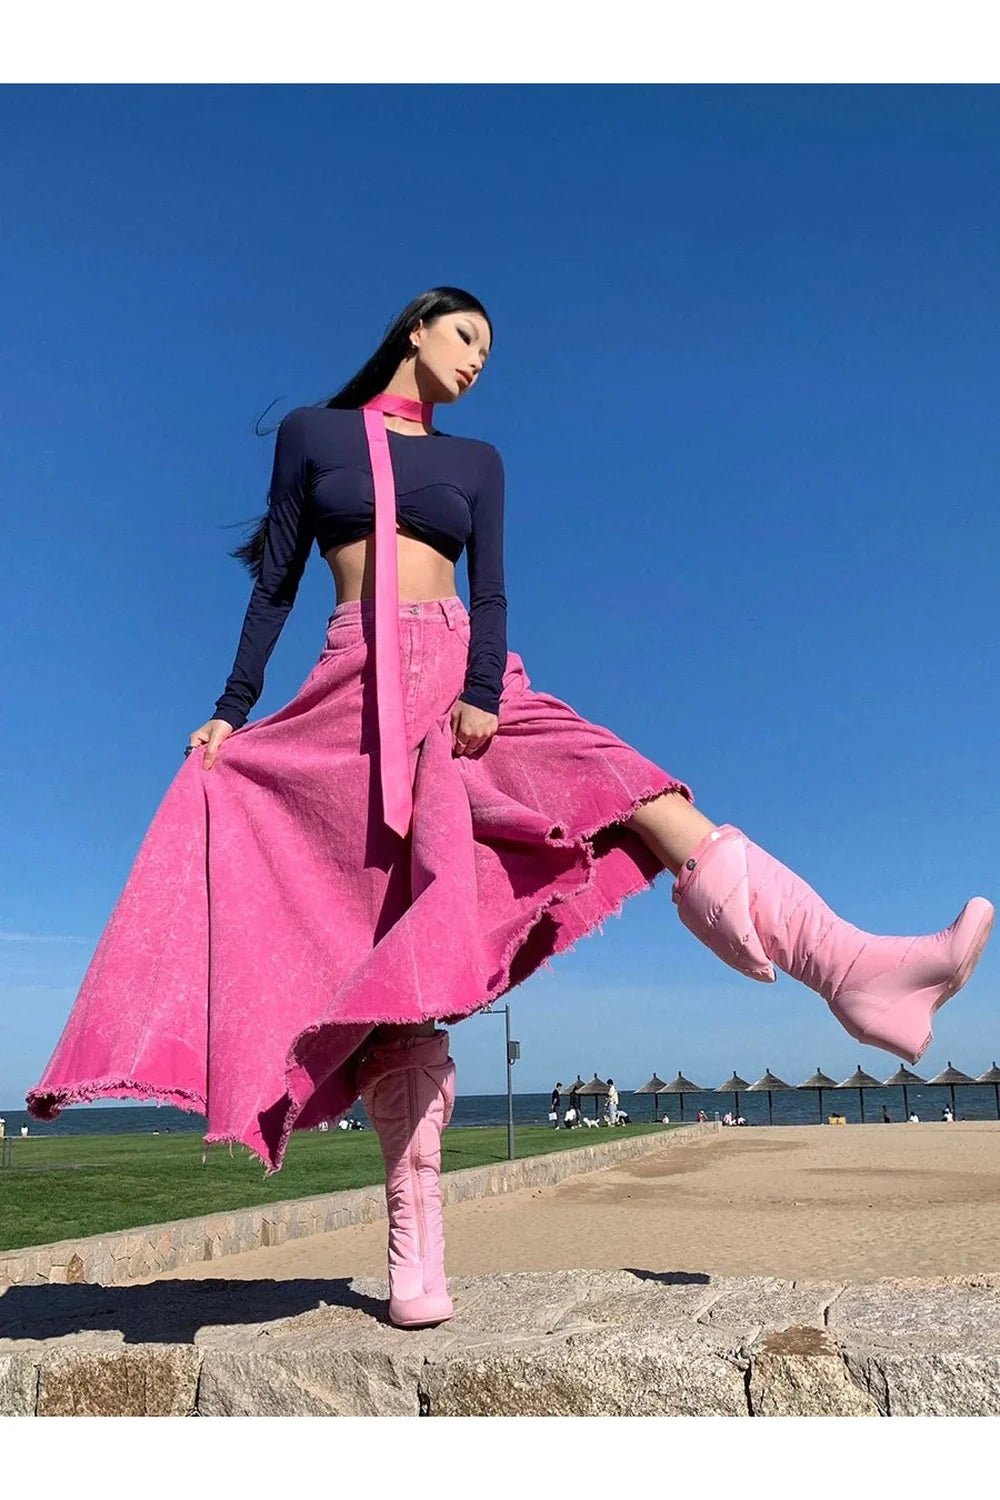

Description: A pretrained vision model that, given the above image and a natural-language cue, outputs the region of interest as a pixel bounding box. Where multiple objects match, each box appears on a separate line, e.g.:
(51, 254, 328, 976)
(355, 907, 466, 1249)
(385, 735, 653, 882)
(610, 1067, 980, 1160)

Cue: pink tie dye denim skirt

(28, 596, 692, 1170)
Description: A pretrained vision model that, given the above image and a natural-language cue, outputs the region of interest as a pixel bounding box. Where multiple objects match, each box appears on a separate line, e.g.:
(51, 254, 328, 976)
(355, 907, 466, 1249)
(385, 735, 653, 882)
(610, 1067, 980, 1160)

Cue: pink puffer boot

(673, 825, 994, 1064)
(358, 1028, 456, 1329)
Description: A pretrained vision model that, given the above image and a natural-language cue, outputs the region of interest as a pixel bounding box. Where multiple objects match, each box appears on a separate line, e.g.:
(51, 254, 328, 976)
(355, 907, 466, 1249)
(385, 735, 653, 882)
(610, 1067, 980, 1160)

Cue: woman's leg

(623, 792, 993, 1065)
(624, 789, 716, 874)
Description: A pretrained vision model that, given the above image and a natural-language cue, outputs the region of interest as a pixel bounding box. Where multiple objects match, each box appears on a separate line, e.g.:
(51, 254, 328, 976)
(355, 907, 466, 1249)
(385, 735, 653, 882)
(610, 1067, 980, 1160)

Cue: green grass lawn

(0, 1122, 673, 1253)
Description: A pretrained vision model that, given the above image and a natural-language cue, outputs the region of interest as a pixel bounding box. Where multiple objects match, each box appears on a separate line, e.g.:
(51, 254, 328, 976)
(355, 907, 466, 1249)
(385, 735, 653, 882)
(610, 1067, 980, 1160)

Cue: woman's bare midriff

(322, 527, 458, 605)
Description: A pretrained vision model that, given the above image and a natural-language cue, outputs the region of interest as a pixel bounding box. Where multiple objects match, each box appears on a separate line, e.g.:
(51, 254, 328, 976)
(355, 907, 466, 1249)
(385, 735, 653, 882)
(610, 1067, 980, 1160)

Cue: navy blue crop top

(213, 405, 507, 729)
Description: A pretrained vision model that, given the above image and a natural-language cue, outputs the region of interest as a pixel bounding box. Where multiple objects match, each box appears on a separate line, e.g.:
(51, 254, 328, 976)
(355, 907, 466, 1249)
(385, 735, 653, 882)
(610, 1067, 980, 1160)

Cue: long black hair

(229, 286, 494, 580)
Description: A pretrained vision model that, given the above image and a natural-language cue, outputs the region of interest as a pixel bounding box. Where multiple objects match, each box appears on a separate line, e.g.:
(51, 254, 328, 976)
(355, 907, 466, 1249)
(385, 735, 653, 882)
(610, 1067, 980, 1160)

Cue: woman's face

(411, 311, 492, 402)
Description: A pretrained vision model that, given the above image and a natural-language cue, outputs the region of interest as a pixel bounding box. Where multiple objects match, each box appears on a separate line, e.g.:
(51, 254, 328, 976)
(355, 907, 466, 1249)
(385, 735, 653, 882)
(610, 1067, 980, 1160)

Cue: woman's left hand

(450, 699, 499, 757)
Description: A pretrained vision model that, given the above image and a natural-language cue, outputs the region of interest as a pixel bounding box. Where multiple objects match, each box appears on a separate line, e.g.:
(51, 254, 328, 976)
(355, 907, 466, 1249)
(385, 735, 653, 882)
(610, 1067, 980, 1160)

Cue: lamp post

(480, 1004, 519, 1160)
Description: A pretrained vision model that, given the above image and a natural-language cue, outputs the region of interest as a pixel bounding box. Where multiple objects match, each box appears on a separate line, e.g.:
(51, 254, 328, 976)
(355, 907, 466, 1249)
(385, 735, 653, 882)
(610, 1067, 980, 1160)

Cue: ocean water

(2, 1083, 999, 1140)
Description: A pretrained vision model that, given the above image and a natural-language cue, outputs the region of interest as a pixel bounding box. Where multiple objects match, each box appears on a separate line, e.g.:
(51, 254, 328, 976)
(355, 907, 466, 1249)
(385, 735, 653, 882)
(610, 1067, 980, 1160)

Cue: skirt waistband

(328, 595, 468, 629)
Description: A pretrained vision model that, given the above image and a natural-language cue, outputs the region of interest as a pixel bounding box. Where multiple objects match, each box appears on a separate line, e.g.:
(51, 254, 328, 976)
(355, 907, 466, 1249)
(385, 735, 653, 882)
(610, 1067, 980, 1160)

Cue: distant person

(19, 1125, 28, 1138)
(722, 1111, 734, 1127)
(550, 1082, 562, 1125)
(607, 1079, 619, 1125)
(881, 1104, 891, 1123)
(908, 1111, 920, 1123)
(695, 1108, 707, 1123)
(569, 1085, 581, 1114)
(564, 1106, 579, 1129)
(736, 1115, 747, 1126)
(942, 1106, 955, 1123)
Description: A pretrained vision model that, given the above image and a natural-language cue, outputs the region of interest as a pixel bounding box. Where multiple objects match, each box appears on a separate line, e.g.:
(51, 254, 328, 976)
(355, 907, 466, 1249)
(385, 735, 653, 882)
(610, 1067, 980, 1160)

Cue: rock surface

(2, 1268, 999, 1416)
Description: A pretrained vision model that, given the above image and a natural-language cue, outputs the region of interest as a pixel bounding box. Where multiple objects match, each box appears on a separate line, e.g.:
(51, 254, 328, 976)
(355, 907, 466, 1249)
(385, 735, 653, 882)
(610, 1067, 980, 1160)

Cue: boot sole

(848, 899, 995, 1064)
(389, 1299, 454, 1329)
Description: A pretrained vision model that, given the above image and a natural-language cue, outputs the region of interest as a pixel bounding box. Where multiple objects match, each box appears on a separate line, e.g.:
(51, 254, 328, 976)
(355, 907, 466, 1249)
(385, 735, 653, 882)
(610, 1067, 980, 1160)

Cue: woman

(28, 286, 993, 1330)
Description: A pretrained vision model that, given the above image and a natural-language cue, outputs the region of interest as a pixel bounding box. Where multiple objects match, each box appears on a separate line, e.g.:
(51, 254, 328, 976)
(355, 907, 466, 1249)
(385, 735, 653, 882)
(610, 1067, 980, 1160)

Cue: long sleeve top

(213, 405, 508, 730)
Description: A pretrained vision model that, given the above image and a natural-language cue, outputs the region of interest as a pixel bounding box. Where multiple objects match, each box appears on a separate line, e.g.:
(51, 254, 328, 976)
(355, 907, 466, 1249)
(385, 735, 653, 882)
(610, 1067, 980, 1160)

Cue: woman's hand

(187, 717, 235, 771)
(450, 699, 498, 758)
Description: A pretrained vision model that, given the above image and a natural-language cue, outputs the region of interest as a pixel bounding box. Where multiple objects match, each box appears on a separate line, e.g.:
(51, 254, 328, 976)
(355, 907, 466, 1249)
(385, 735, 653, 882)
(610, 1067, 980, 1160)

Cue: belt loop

(440, 599, 457, 629)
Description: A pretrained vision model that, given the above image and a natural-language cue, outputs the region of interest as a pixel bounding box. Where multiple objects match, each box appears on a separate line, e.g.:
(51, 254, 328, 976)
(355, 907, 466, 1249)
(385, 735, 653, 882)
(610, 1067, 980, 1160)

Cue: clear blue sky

(2, 84, 997, 1106)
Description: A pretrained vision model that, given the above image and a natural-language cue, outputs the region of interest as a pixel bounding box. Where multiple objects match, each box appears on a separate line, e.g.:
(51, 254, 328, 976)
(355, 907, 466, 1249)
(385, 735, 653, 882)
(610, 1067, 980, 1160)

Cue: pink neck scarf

(360, 392, 436, 837)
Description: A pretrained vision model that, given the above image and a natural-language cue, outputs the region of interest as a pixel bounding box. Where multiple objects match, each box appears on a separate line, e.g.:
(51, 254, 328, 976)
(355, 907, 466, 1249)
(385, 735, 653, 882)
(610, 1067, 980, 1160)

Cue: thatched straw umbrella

(560, 1076, 587, 1110)
(635, 1074, 668, 1121)
(715, 1071, 751, 1120)
(835, 1065, 882, 1122)
(661, 1071, 703, 1121)
(976, 1062, 1000, 1121)
(577, 1074, 609, 1119)
(747, 1069, 793, 1126)
(927, 1061, 975, 1118)
(797, 1068, 838, 1123)
(882, 1064, 926, 1121)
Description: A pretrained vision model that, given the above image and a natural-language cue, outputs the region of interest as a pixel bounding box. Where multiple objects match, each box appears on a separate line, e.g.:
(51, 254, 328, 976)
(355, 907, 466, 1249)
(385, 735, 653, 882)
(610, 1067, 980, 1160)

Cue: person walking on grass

(28, 286, 993, 1330)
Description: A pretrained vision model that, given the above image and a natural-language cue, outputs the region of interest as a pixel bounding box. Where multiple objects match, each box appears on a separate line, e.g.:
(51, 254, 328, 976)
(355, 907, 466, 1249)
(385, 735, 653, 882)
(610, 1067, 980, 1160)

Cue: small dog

(581, 1115, 601, 1129)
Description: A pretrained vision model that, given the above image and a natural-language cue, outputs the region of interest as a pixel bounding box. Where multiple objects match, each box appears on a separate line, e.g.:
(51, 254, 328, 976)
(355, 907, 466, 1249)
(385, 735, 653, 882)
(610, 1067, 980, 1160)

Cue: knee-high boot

(672, 825, 994, 1064)
(358, 1028, 455, 1329)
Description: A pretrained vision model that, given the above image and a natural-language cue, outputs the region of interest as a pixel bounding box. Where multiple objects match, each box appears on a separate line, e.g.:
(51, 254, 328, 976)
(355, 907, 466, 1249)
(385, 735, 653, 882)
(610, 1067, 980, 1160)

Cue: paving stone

(440, 1270, 597, 1339)
(843, 1346, 1000, 1417)
(0, 1351, 39, 1415)
(829, 1281, 1000, 1349)
(422, 1325, 750, 1417)
(699, 1277, 842, 1331)
(197, 1323, 424, 1416)
(548, 1270, 721, 1335)
(37, 1343, 201, 1416)
(748, 1327, 880, 1415)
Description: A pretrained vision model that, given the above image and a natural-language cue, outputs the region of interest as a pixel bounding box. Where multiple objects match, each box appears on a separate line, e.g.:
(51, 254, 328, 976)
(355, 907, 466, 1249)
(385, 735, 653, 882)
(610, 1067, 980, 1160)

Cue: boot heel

(831, 988, 938, 1064)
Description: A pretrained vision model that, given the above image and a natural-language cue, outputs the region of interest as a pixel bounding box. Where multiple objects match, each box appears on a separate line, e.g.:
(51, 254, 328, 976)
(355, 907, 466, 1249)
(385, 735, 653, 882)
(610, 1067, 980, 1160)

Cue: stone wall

(3, 1267, 1000, 1415)
(0, 1122, 721, 1289)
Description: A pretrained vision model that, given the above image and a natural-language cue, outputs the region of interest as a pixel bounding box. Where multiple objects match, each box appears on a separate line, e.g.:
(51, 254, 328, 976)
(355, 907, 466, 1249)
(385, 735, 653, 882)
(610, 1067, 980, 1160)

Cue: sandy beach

(132, 1121, 1000, 1287)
